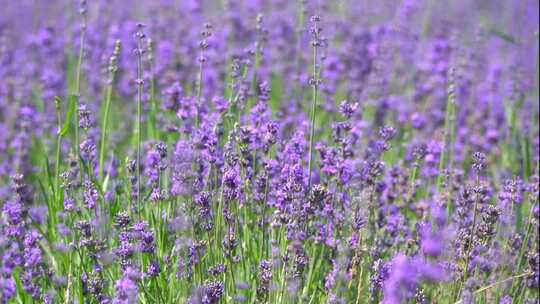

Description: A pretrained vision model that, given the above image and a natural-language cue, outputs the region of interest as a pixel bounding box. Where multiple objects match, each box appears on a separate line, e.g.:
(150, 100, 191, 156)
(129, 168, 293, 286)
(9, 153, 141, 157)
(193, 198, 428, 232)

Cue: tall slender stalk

(73, 0, 87, 177)
(293, 0, 306, 110)
(54, 96, 62, 198)
(307, 15, 322, 190)
(246, 13, 265, 113)
(510, 200, 537, 296)
(457, 173, 481, 299)
(147, 39, 158, 140)
(453, 272, 533, 304)
(439, 67, 457, 217)
(98, 40, 121, 183)
(135, 24, 145, 212)
(196, 53, 204, 127)
(196, 23, 212, 127)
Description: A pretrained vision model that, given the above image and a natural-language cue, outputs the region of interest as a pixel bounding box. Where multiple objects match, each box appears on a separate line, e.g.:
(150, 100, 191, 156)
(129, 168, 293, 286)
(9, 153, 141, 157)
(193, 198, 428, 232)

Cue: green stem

(439, 68, 456, 217)
(293, 0, 305, 110)
(261, 176, 269, 259)
(73, 18, 86, 178)
(136, 42, 143, 212)
(458, 174, 480, 299)
(406, 162, 419, 202)
(196, 49, 204, 128)
(307, 37, 319, 190)
(453, 272, 533, 304)
(511, 201, 537, 296)
(99, 79, 114, 182)
(147, 39, 158, 140)
(54, 97, 62, 200)
(99, 41, 121, 183)
(149, 64, 157, 139)
(353, 236, 365, 304)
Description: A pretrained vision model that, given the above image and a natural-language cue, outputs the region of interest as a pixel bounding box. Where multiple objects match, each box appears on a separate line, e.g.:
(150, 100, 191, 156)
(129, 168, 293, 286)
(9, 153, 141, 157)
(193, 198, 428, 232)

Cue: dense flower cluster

(0, 0, 538, 303)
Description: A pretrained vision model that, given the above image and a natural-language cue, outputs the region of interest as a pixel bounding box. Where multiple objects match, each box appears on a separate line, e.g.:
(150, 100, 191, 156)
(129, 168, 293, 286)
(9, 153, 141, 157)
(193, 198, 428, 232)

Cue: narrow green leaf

(522, 136, 531, 180)
(489, 28, 519, 45)
(60, 94, 76, 137)
(13, 268, 27, 303)
(44, 154, 55, 195)
(38, 179, 51, 211)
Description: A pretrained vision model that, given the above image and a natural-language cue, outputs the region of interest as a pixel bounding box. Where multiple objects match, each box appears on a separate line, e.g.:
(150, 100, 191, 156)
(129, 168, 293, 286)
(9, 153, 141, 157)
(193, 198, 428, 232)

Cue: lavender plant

(0, 0, 538, 303)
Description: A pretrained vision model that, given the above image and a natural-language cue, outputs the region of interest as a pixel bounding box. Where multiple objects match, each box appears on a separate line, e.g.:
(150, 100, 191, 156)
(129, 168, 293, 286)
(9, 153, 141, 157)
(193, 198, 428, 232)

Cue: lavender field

(0, 0, 539, 303)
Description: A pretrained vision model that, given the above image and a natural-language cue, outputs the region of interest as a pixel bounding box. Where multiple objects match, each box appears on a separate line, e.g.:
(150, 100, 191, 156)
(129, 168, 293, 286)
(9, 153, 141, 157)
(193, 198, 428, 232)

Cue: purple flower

(28, 205, 47, 225)
(188, 279, 225, 304)
(146, 261, 161, 278)
(0, 276, 16, 302)
(419, 224, 445, 258)
(2, 199, 25, 238)
(83, 180, 98, 210)
(383, 254, 446, 304)
(80, 138, 97, 164)
(78, 103, 95, 129)
(212, 96, 229, 113)
(113, 268, 139, 304)
(256, 260, 272, 301)
(171, 140, 195, 196)
(472, 152, 486, 172)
